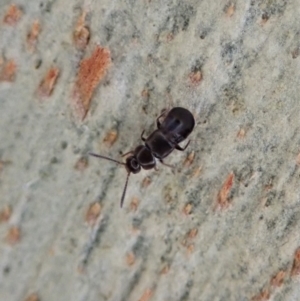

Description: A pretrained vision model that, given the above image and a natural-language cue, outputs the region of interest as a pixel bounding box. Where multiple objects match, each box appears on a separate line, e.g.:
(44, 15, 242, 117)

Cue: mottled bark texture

(0, 1, 300, 301)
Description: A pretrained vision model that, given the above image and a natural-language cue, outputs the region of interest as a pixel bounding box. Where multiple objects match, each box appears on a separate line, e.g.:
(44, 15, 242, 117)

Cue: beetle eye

(131, 159, 138, 169)
(125, 157, 141, 174)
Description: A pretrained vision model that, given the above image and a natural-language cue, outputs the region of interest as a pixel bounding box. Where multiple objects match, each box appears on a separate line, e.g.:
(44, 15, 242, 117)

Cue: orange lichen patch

(0, 205, 12, 223)
(236, 128, 246, 139)
(85, 202, 101, 226)
(191, 166, 202, 178)
(24, 293, 40, 301)
(126, 252, 135, 266)
(130, 197, 140, 212)
(5, 226, 21, 245)
(73, 11, 90, 50)
(291, 247, 300, 276)
(138, 289, 153, 301)
(216, 172, 234, 209)
(225, 3, 235, 17)
(188, 70, 202, 85)
(3, 4, 22, 25)
(74, 157, 88, 171)
(183, 203, 193, 215)
(296, 153, 300, 166)
(0, 59, 16, 82)
(103, 130, 118, 147)
(183, 151, 195, 168)
(73, 46, 111, 120)
(27, 20, 41, 52)
(37, 67, 59, 98)
(141, 176, 151, 188)
(270, 270, 286, 288)
(251, 289, 270, 301)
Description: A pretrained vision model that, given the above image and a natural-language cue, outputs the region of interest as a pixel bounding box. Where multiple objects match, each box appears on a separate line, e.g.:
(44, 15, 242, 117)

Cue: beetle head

(125, 156, 141, 174)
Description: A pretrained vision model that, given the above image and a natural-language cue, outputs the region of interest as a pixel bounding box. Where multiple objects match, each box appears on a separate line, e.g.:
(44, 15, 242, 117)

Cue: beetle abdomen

(161, 107, 195, 143)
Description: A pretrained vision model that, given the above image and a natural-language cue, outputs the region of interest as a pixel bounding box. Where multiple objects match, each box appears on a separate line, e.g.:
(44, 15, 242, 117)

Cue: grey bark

(0, 0, 300, 301)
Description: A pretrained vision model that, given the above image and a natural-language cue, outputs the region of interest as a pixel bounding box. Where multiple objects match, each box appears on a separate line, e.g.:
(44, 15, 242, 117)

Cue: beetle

(90, 107, 195, 207)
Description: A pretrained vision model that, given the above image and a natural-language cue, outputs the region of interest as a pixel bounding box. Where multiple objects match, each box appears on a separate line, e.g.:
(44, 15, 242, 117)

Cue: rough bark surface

(0, 1, 300, 301)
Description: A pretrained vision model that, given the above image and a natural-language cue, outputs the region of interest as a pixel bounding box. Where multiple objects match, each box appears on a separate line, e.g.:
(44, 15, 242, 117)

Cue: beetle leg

(159, 159, 174, 169)
(175, 140, 191, 151)
(121, 151, 134, 157)
(141, 130, 146, 142)
(156, 116, 162, 128)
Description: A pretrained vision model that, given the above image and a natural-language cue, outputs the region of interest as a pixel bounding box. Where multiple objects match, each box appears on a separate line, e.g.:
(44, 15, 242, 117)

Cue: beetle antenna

(120, 172, 130, 208)
(89, 152, 125, 166)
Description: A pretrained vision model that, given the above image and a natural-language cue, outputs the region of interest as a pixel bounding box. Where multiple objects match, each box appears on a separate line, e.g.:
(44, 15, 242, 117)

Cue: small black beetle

(90, 107, 195, 207)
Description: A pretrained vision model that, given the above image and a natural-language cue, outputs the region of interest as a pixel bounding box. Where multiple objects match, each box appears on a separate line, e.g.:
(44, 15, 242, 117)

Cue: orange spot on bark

(141, 176, 152, 188)
(73, 46, 111, 120)
(183, 151, 195, 167)
(160, 265, 170, 275)
(166, 32, 174, 42)
(291, 247, 300, 276)
(270, 270, 286, 287)
(186, 243, 195, 253)
(187, 228, 198, 239)
(251, 289, 270, 301)
(0, 205, 12, 223)
(74, 157, 88, 171)
(103, 130, 118, 147)
(182, 228, 198, 253)
(0, 59, 16, 82)
(73, 11, 90, 50)
(216, 172, 235, 209)
(292, 48, 299, 59)
(236, 128, 246, 139)
(37, 67, 59, 98)
(6, 226, 21, 245)
(130, 197, 140, 212)
(141, 89, 150, 99)
(226, 3, 235, 17)
(23, 293, 39, 301)
(189, 70, 202, 85)
(85, 202, 101, 226)
(138, 289, 153, 301)
(27, 20, 41, 52)
(183, 203, 193, 215)
(261, 13, 269, 25)
(191, 166, 202, 178)
(3, 4, 22, 25)
(126, 252, 135, 266)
